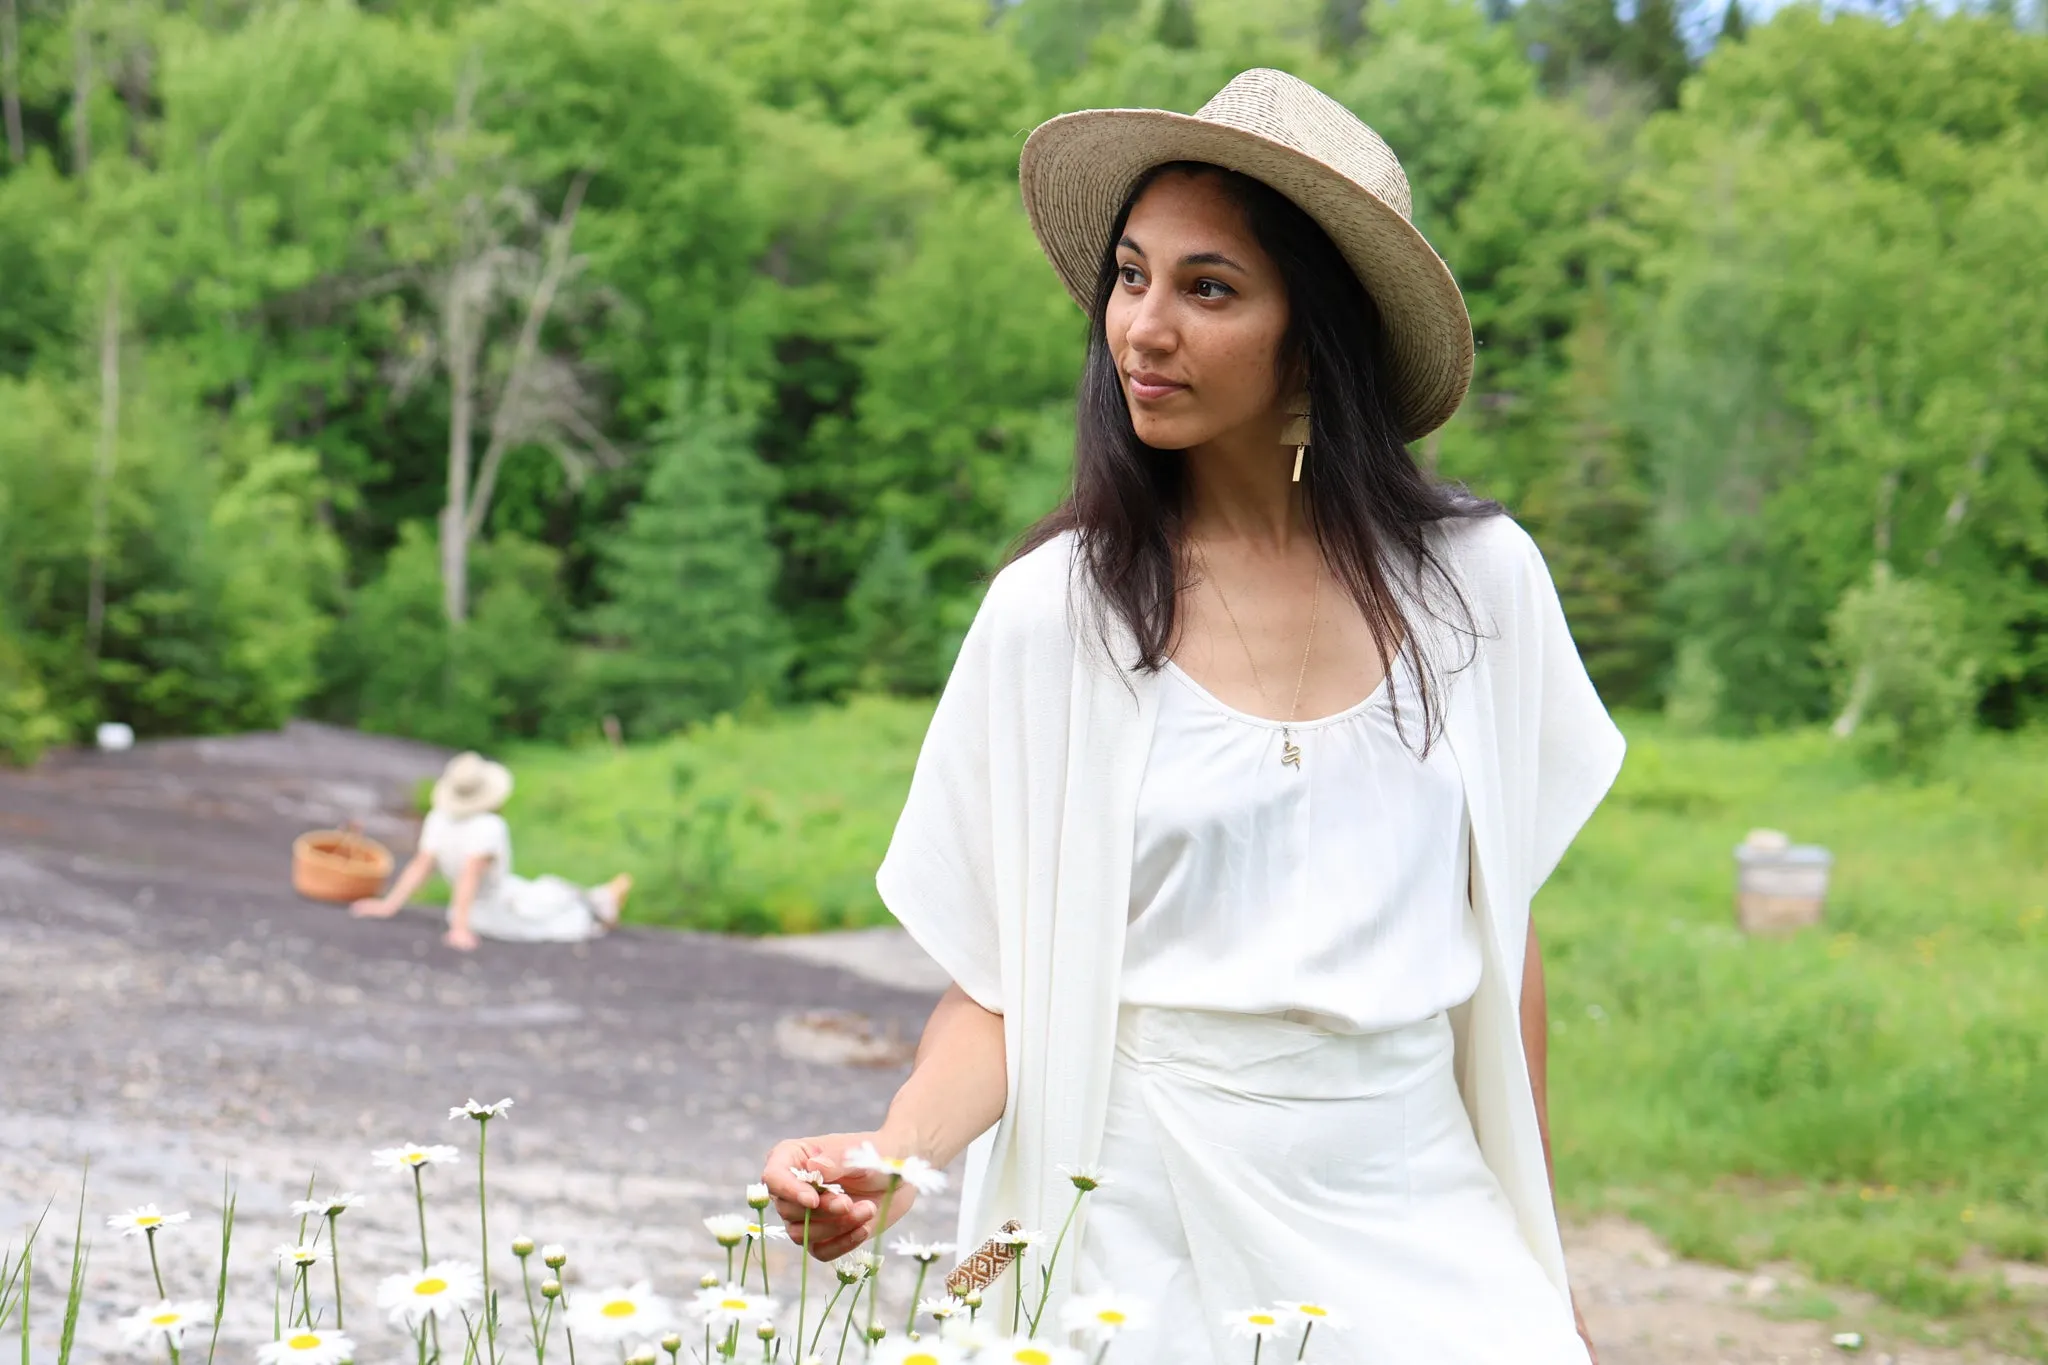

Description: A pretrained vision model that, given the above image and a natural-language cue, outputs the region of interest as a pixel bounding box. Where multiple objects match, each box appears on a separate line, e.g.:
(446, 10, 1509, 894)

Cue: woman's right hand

(761, 1131, 924, 1262)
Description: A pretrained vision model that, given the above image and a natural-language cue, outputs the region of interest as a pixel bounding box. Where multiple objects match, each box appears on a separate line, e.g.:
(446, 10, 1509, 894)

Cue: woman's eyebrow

(1116, 237, 1247, 272)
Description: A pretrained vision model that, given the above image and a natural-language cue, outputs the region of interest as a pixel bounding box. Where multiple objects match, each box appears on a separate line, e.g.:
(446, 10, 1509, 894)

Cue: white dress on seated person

(419, 809, 613, 943)
(1070, 650, 1589, 1363)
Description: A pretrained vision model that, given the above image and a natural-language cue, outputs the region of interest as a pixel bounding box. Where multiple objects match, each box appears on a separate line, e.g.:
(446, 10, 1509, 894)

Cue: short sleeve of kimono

(874, 594, 1006, 1014)
(1519, 532, 1628, 893)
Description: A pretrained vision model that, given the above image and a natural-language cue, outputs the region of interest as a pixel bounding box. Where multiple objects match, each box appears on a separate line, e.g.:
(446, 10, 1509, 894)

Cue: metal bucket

(1734, 830, 1832, 934)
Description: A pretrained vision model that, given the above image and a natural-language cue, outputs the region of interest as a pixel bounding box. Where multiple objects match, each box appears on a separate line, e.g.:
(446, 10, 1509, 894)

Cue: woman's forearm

(878, 984, 1007, 1170)
(447, 857, 485, 936)
(386, 852, 435, 908)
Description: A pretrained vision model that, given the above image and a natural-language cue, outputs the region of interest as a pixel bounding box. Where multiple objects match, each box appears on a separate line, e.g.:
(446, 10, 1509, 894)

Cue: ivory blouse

(1122, 651, 1482, 1032)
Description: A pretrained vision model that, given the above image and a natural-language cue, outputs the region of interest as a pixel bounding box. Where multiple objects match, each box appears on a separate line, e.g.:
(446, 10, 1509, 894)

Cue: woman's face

(1105, 171, 1294, 453)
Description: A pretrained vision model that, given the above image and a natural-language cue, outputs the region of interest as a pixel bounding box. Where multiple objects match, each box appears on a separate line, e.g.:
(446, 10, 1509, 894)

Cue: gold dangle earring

(1281, 400, 1311, 482)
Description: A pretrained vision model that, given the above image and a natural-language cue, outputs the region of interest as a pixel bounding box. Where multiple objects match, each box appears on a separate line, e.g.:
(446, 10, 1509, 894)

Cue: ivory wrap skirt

(1072, 1006, 1589, 1364)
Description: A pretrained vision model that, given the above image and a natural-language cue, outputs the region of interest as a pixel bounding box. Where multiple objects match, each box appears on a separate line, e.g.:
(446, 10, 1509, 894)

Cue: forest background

(1, 0, 2044, 761)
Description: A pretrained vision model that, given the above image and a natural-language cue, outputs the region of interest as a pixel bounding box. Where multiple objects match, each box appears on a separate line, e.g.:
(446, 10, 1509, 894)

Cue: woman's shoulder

(977, 530, 1088, 644)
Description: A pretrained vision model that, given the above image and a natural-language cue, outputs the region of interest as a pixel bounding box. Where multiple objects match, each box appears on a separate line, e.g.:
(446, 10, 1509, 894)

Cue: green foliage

(1826, 565, 1981, 776)
(323, 525, 569, 750)
(584, 376, 789, 740)
(845, 524, 945, 695)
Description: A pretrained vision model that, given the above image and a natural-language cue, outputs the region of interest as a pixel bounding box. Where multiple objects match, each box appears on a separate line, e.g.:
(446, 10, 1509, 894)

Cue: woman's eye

(1118, 264, 1145, 287)
(1194, 278, 1233, 300)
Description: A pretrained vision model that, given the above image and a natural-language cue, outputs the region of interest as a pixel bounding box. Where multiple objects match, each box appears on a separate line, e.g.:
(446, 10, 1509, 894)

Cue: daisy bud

(540, 1280, 562, 1300)
(542, 1244, 567, 1269)
(625, 1351, 657, 1365)
(699, 1271, 720, 1289)
(962, 1290, 983, 1308)
(512, 1237, 535, 1258)
(756, 1321, 777, 1341)
(865, 1324, 887, 1343)
(659, 1334, 683, 1355)
(746, 1182, 772, 1210)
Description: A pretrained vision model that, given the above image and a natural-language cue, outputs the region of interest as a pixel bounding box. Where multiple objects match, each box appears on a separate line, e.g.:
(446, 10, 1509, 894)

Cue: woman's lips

(1127, 372, 1187, 402)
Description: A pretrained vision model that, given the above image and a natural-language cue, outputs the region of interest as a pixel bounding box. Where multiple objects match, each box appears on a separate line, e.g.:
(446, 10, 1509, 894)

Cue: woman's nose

(1121, 284, 1178, 356)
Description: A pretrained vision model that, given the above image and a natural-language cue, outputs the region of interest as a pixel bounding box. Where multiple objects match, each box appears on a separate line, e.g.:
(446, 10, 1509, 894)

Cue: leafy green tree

(844, 523, 945, 696)
(1826, 564, 1979, 775)
(585, 376, 789, 739)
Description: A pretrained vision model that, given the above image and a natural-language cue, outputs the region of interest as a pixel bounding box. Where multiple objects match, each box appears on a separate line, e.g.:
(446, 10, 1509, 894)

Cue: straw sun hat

(1019, 67, 1473, 441)
(431, 751, 514, 819)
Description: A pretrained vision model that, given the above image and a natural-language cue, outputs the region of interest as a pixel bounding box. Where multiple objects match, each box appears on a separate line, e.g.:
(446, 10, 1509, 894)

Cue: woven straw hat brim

(1020, 108, 1473, 442)
(432, 758, 514, 819)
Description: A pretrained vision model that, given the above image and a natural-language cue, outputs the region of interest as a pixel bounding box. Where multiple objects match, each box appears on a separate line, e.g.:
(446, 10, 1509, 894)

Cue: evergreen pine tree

(846, 523, 945, 695)
(1320, 0, 1369, 51)
(1717, 0, 1747, 43)
(586, 376, 789, 739)
(1154, 0, 1199, 49)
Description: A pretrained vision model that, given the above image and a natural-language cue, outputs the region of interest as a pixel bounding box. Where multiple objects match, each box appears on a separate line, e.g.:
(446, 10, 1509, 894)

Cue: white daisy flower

(273, 1243, 328, 1269)
(975, 1339, 1083, 1365)
(686, 1283, 778, 1330)
(118, 1300, 210, 1347)
(842, 1141, 948, 1195)
(1060, 1293, 1149, 1339)
(832, 1251, 877, 1284)
(917, 1296, 967, 1320)
(376, 1261, 483, 1329)
(107, 1206, 191, 1238)
(745, 1220, 790, 1243)
(890, 1239, 956, 1263)
(567, 1281, 672, 1342)
(1055, 1163, 1114, 1193)
(872, 1337, 969, 1365)
(703, 1214, 749, 1247)
(290, 1192, 366, 1218)
(1275, 1300, 1348, 1329)
(255, 1330, 353, 1365)
(787, 1166, 845, 1196)
(371, 1142, 459, 1170)
(449, 1097, 514, 1121)
(1224, 1307, 1294, 1341)
(938, 1317, 999, 1352)
(1000, 1227, 1044, 1250)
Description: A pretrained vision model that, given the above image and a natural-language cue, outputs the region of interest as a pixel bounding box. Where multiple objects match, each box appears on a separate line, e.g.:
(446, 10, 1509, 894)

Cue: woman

(352, 751, 632, 951)
(762, 69, 1622, 1363)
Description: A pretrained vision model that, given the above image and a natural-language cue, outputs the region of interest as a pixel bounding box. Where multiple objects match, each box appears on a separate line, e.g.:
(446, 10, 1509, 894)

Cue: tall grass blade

(54, 1169, 89, 1365)
(207, 1169, 237, 1365)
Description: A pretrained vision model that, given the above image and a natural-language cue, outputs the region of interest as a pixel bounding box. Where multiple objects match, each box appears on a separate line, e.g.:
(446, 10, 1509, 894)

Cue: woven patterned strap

(942, 1220, 1024, 1298)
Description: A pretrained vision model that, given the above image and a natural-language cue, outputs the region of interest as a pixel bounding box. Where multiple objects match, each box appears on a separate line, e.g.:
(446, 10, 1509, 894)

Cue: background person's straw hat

(1019, 66, 1473, 442)
(431, 751, 514, 819)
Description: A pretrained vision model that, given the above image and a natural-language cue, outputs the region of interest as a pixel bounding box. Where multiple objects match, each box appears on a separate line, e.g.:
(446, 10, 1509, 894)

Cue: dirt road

(0, 726, 2028, 1362)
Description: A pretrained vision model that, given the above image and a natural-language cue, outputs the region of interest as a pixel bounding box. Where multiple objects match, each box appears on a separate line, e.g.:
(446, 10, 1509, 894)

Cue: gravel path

(0, 726, 2032, 1363)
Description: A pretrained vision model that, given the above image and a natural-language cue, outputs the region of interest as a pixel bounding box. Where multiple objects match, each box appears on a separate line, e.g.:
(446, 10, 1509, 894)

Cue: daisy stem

(294, 1265, 311, 1329)
(757, 1234, 770, 1299)
(806, 1282, 846, 1358)
(563, 1319, 580, 1365)
(413, 1166, 432, 1269)
(417, 1325, 428, 1365)
(1091, 1345, 1110, 1365)
(833, 1278, 863, 1365)
(794, 1210, 811, 1363)
(724, 1247, 735, 1285)
(520, 1260, 543, 1364)
(1253, 1338, 1262, 1365)
(1010, 1259, 1023, 1335)
(861, 1175, 900, 1342)
(145, 1228, 167, 1300)
(1296, 1322, 1314, 1362)
(477, 1119, 497, 1365)
(327, 1213, 345, 1332)
(1025, 1189, 1084, 1335)
(902, 1260, 929, 1336)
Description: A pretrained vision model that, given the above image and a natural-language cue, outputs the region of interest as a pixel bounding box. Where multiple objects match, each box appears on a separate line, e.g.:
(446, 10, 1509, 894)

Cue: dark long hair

(1013, 161, 1499, 745)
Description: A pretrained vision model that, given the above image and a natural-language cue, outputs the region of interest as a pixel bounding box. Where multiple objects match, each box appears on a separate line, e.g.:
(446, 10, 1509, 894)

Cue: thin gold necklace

(1197, 547, 1321, 770)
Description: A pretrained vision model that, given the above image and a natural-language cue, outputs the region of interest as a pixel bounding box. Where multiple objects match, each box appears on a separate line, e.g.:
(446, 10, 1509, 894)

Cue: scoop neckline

(1162, 658, 1393, 731)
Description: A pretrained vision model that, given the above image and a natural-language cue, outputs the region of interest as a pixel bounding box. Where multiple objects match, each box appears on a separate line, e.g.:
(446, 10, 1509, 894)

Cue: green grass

(498, 701, 2048, 1342)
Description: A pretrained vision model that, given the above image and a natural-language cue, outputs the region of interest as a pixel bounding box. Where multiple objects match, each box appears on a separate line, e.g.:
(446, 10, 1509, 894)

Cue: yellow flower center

(600, 1301, 637, 1318)
(415, 1278, 448, 1295)
(1249, 1314, 1276, 1326)
(1096, 1309, 1127, 1324)
(719, 1298, 747, 1310)
(150, 1313, 180, 1326)
(286, 1334, 321, 1350)
(905, 1356, 940, 1365)
(137, 1216, 162, 1227)
(1013, 1352, 1053, 1365)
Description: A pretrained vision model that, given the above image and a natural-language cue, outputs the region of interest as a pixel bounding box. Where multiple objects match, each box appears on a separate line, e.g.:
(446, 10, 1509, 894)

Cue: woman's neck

(1180, 415, 1311, 554)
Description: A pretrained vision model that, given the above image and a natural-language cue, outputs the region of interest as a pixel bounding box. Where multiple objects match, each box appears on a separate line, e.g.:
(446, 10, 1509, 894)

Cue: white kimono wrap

(876, 513, 1626, 1323)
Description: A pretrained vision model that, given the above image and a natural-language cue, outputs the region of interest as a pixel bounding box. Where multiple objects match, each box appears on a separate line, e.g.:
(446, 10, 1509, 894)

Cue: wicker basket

(292, 827, 395, 904)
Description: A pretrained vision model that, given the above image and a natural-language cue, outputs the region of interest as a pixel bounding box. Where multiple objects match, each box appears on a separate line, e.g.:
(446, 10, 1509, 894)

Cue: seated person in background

(352, 751, 632, 951)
